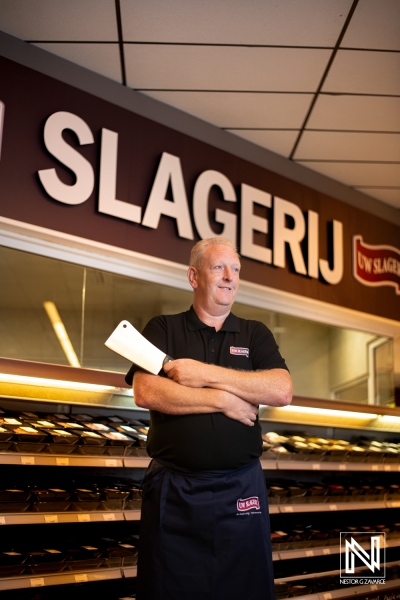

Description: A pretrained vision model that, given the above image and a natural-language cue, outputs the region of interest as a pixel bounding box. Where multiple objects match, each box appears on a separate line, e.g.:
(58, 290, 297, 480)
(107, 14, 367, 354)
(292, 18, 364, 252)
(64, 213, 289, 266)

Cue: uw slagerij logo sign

(353, 236, 400, 295)
(340, 532, 386, 585)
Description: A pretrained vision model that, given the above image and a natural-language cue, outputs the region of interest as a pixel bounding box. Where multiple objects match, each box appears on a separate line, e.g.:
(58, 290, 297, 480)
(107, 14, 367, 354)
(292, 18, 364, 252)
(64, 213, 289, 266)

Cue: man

(125, 237, 292, 600)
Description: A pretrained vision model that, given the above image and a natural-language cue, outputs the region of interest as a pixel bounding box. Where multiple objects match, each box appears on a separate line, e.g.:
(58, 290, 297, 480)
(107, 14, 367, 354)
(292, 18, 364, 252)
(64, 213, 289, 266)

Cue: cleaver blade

(105, 320, 173, 375)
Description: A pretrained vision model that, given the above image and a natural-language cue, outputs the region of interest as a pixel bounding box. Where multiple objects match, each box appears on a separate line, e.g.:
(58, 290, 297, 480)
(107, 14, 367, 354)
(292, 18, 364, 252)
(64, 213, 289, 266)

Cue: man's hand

(134, 371, 258, 427)
(163, 359, 209, 388)
(221, 392, 258, 427)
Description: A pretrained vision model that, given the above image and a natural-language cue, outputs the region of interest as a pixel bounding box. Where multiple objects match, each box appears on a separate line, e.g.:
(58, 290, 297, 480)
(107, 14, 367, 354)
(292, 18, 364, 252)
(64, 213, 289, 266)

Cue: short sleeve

(249, 321, 289, 372)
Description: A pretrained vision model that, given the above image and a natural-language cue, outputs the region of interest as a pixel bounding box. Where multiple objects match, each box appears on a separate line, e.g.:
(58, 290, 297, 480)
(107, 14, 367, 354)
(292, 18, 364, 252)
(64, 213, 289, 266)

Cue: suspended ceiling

(0, 0, 399, 211)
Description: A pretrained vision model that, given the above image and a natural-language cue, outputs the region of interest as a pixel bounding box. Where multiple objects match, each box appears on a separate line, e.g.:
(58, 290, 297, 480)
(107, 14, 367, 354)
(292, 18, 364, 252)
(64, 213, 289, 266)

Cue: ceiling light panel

(121, 0, 353, 46)
(308, 95, 400, 132)
(296, 162, 400, 188)
(323, 50, 400, 96)
(125, 46, 331, 91)
(341, 0, 400, 51)
(143, 91, 314, 129)
(294, 131, 400, 162)
(0, 0, 119, 41)
(226, 130, 299, 158)
(34, 43, 123, 83)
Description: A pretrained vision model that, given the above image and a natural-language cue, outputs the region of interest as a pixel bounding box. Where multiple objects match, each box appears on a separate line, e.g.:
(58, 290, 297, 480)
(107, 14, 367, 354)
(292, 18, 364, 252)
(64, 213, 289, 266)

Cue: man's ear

(187, 266, 198, 290)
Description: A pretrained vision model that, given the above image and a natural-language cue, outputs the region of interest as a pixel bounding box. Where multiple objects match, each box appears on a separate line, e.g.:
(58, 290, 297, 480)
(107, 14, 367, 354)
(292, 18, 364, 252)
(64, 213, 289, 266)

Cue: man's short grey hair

(189, 237, 240, 270)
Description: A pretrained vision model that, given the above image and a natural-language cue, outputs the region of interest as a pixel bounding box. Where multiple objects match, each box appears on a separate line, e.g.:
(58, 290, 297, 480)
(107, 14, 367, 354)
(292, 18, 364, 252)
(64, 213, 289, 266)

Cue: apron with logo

(136, 458, 275, 600)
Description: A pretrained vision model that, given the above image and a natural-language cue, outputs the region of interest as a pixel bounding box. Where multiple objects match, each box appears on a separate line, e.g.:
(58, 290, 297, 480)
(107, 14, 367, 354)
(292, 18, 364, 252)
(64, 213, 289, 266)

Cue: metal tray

(0, 564, 26, 577)
(0, 501, 31, 512)
(71, 501, 102, 511)
(0, 489, 31, 502)
(27, 561, 66, 574)
(11, 442, 47, 453)
(75, 444, 108, 456)
(31, 501, 72, 512)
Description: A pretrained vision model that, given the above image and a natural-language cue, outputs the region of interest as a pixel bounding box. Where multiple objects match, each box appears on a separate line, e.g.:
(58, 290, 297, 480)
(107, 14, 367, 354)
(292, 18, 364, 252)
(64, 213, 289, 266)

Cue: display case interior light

(0, 372, 122, 394)
(43, 301, 81, 368)
(270, 404, 379, 420)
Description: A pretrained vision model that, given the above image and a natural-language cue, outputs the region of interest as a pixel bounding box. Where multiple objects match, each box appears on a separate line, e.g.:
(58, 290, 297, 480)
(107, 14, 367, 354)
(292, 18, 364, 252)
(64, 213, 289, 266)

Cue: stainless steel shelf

(1, 452, 398, 473)
(124, 510, 141, 521)
(122, 566, 138, 578)
(123, 456, 150, 468)
(275, 568, 400, 600)
(0, 452, 124, 467)
(271, 580, 400, 600)
(0, 510, 140, 525)
(261, 459, 400, 472)
(274, 536, 400, 562)
(274, 501, 387, 513)
(0, 499, 391, 525)
(0, 567, 123, 591)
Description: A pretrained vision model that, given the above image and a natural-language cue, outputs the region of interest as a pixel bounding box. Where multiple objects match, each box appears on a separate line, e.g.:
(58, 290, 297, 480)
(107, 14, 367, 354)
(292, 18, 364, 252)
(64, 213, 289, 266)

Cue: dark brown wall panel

(0, 57, 399, 321)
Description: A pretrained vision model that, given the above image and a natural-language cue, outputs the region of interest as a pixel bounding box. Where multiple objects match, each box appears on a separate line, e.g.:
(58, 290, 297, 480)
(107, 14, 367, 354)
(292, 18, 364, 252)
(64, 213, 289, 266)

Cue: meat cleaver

(105, 320, 173, 375)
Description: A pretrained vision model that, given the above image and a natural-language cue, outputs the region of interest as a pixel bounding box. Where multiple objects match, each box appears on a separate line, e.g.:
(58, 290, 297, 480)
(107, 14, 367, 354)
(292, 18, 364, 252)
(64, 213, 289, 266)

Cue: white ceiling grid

(0, 0, 399, 209)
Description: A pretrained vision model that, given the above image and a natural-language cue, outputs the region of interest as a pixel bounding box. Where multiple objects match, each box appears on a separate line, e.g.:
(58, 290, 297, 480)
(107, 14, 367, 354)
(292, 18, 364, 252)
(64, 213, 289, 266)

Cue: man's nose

(223, 267, 233, 280)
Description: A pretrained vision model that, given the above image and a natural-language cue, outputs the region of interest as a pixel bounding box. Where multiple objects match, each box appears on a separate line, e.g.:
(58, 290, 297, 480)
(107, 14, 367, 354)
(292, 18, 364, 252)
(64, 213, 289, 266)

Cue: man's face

(189, 244, 241, 312)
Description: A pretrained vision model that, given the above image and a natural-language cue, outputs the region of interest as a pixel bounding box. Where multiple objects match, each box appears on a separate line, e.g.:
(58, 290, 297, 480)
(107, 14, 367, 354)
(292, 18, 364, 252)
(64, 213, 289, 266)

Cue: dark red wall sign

(353, 236, 400, 295)
(0, 56, 399, 321)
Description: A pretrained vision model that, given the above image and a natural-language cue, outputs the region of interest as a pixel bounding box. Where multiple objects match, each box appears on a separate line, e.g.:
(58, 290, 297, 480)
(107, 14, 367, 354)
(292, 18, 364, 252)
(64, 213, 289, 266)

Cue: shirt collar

(186, 305, 240, 333)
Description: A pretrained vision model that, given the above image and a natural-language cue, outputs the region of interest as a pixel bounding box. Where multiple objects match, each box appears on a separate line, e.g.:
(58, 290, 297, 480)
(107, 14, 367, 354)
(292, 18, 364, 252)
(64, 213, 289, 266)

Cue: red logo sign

(237, 496, 260, 511)
(353, 236, 400, 295)
(230, 346, 249, 357)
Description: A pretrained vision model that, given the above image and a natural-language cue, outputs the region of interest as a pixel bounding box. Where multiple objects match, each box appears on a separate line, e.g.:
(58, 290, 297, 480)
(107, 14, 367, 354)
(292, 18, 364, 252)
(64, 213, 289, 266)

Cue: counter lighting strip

(0, 373, 122, 394)
(375, 415, 400, 424)
(270, 405, 379, 420)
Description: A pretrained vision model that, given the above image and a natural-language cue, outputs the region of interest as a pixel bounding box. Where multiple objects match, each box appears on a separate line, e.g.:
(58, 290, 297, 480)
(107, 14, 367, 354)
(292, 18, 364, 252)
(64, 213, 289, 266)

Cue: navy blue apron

(137, 458, 275, 600)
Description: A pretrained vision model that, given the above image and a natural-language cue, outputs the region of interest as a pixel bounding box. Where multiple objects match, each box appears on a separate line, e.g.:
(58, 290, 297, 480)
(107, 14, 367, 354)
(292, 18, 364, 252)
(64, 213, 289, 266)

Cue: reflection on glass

(0, 245, 394, 405)
(373, 339, 394, 405)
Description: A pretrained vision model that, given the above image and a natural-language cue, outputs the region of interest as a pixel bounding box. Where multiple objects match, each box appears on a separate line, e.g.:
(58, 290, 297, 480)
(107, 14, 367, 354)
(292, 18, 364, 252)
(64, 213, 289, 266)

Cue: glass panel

(232, 303, 380, 403)
(373, 339, 394, 405)
(0, 245, 395, 405)
(0, 246, 83, 365)
(333, 378, 369, 403)
(82, 268, 191, 372)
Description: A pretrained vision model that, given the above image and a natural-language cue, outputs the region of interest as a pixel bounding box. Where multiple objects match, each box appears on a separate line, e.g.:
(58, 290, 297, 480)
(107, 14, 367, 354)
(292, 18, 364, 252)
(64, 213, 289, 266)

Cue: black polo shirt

(125, 306, 288, 470)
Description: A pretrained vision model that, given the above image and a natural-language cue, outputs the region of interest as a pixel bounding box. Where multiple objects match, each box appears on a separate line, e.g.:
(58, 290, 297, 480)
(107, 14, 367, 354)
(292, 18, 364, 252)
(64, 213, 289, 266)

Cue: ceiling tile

(142, 91, 313, 128)
(226, 129, 299, 158)
(121, 0, 353, 46)
(307, 95, 400, 131)
(294, 131, 400, 161)
(341, 0, 400, 51)
(0, 0, 118, 41)
(125, 46, 330, 91)
(296, 162, 400, 187)
(34, 43, 122, 83)
(322, 50, 400, 95)
(354, 188, 400, 209)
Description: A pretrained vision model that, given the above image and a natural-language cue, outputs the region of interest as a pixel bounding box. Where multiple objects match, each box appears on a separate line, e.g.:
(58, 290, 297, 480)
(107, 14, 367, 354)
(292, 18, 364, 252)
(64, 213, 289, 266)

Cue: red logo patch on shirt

(230, 346, 249, 357)
(237, 497, 260, 511)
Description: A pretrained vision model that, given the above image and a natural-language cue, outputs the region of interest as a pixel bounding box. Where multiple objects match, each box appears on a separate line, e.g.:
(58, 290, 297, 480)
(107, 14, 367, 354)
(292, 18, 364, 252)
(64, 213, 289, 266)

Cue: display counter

(0, 358, 399, 599)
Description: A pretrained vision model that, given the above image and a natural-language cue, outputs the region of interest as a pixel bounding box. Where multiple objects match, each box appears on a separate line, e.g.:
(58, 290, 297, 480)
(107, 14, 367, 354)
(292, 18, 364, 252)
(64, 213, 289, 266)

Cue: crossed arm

(133, 360, 292, 427)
